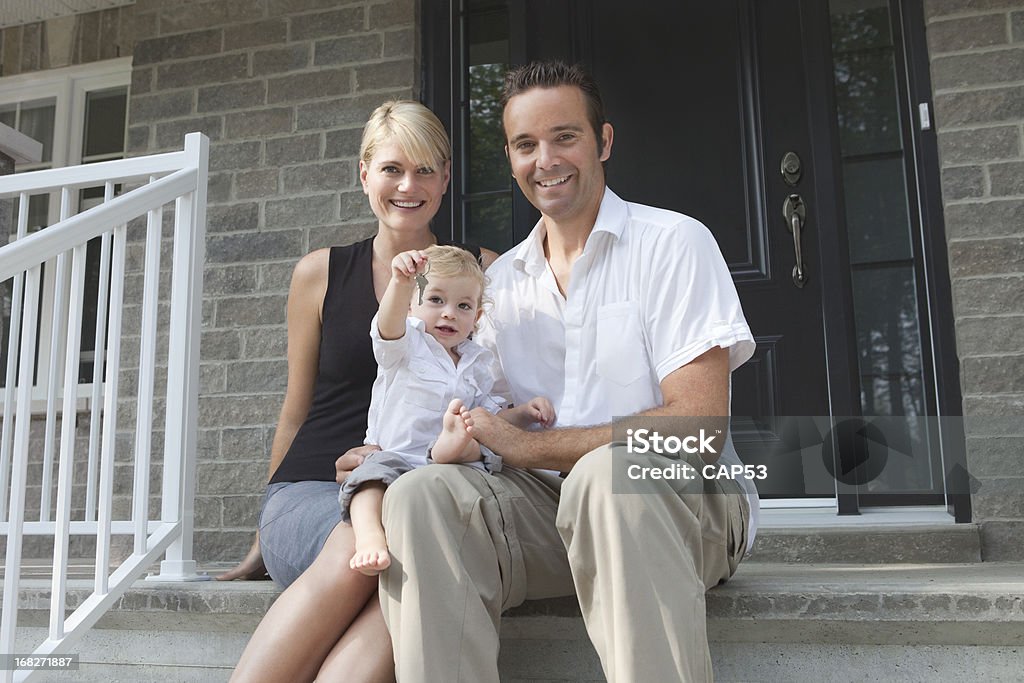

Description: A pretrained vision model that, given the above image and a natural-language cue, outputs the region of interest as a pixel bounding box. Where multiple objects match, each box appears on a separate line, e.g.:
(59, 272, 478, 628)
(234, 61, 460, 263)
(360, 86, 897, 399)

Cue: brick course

(926, 0, 1024, 560)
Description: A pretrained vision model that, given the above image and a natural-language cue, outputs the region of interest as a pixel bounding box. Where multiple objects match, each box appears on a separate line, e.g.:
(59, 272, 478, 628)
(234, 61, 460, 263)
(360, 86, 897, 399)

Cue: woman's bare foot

(431, 399, 477, 463)
(349, 530, 391, 576)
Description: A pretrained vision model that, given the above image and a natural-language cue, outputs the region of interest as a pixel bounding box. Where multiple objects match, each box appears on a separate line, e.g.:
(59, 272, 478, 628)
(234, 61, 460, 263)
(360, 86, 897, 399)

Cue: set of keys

(414, 263, 431, 305)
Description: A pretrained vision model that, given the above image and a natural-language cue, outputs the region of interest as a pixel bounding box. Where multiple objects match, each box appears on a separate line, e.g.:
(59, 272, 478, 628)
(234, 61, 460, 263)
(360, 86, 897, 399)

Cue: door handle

(783, 194, 808, 288)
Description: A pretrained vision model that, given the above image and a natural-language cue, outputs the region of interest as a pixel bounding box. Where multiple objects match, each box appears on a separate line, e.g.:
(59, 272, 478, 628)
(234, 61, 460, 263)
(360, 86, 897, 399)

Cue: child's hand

(525, 396, 555, 427)
(391, 250, 428, 282)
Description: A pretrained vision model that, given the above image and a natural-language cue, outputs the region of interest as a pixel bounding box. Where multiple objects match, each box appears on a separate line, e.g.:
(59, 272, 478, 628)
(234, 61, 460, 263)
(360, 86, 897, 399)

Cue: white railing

(0, 133, 209, 682)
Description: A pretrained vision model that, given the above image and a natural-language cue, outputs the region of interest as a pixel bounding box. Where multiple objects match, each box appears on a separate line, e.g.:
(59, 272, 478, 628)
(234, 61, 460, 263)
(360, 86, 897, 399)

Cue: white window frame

(1, 58, 131, 408)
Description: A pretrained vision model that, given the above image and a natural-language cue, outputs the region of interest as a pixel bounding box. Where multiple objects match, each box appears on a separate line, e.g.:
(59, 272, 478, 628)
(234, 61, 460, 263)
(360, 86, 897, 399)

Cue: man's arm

(469, 345, 729, 471)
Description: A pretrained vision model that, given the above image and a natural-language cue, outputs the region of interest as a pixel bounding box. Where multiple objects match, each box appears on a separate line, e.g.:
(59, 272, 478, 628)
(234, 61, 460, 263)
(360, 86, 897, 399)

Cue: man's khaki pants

(380, 444, 750, 682)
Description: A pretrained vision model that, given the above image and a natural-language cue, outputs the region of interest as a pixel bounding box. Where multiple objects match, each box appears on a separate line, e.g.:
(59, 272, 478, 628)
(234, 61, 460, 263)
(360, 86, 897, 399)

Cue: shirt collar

(512, 187, 627, 277)
(409, 315, 489, 367)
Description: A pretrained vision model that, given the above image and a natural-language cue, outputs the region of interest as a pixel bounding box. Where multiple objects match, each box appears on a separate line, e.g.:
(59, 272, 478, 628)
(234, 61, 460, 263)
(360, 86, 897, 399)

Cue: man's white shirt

(475, 188, 760, 549)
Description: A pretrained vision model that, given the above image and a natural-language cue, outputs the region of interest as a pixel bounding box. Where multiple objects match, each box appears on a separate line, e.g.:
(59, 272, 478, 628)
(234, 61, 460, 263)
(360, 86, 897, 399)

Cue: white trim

(761, 497, 837, 509)
(760, 505, 955, 528)
(0, 58, 132, 101)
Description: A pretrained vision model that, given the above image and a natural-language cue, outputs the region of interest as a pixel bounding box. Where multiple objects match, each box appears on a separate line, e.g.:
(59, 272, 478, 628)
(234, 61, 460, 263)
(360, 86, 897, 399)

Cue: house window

(0, 58, 130, 400)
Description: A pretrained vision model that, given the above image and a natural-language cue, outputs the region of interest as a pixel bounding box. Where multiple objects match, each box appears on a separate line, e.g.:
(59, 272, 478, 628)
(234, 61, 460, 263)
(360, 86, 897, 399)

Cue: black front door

(501, 0, 859, 498)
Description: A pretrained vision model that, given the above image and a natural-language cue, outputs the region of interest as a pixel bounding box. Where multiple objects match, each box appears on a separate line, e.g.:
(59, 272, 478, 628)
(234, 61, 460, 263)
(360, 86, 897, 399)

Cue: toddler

(340, 245, 554, 575)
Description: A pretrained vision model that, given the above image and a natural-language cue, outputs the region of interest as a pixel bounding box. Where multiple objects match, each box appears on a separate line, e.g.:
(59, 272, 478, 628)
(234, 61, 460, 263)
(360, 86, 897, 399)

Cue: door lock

(783, 194, 808, 288)
(781, 151, 802, 187)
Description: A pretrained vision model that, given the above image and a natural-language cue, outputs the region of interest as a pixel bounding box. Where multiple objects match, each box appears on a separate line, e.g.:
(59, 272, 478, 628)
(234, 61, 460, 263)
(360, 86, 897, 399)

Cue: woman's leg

(230, 522, 384, 683)
(316, 589, 394, 682)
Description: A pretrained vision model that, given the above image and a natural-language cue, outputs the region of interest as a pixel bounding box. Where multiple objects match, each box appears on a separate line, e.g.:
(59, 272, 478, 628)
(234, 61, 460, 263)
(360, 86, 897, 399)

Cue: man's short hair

(501, 61, 607, 153)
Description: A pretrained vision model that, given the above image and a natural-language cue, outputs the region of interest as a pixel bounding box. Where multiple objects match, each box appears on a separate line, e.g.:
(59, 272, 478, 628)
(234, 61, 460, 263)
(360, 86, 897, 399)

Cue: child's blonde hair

(422, 245, 487, 306)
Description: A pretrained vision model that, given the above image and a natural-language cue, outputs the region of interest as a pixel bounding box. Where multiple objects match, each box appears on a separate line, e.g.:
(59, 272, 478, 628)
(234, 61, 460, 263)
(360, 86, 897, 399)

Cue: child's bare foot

(432, 399, 476, 463)
(350, 531, 390, 576)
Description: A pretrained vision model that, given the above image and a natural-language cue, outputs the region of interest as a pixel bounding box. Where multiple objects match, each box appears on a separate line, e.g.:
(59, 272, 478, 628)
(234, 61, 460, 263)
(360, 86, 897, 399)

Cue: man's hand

(469, 407, 532, 462)
(336, 444, 381, 485)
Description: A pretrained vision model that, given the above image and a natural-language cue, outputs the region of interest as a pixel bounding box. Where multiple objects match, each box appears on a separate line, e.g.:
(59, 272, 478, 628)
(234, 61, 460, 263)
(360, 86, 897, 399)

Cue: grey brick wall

(925, 0, 1024, 560)
(0, 7, 134, 76)
(126, 0, 417, 562)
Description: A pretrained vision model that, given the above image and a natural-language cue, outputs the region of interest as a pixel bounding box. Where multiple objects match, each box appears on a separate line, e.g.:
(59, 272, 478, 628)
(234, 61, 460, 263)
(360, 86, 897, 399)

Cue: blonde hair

(422, 245, 487, 306)
(360, 100, 451, 170)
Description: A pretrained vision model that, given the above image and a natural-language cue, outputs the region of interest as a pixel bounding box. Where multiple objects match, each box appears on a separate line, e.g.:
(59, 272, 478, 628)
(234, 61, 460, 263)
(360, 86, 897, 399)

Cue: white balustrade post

(50, 241, 87, 639)
(149, 132, 209, 581)
(132, 190, 162, 555)
(40, 188, 74, 522)
(0, 192, 30, 523)
(0, 263, 41, 683)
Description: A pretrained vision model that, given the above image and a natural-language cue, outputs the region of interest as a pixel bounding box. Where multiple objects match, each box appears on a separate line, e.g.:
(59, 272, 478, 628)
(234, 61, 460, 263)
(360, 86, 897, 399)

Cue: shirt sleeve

(369, 312, 411, 371)
(644, 219, 756, 381)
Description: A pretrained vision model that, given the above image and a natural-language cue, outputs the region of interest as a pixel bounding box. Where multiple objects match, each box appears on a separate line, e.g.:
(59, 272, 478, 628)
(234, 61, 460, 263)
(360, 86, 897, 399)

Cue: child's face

(409, 274, 483, 350)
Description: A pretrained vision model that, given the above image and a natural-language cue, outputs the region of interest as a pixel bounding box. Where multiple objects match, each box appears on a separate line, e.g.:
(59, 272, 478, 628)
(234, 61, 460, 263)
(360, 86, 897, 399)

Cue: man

(380, 60, 758, 682)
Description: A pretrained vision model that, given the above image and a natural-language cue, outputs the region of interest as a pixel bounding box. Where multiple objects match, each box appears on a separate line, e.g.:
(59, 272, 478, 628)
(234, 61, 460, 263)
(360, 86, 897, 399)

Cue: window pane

(83, 88, 128, 158)
(851, 265, 924, 380)
(468, 64, 510, 194)
(467, 10, 510, 195)
(830, 0, 894, 52)
(0, 104, 14, 129)
(465, 195, 513, 253)
(833, 51, 902, 156)
(843, 158, 913, 264)
(18, 100, 56, 163)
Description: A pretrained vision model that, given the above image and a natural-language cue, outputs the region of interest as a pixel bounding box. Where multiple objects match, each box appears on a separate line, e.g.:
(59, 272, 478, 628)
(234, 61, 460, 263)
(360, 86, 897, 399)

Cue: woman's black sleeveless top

(269, 236, 482, 483)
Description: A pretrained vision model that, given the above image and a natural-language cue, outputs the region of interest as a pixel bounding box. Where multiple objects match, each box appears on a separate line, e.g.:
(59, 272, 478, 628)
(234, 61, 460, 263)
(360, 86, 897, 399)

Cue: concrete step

(749, 523, 982, 563)
(6, 561, 1023, 682)
(2, 523, 985, 585)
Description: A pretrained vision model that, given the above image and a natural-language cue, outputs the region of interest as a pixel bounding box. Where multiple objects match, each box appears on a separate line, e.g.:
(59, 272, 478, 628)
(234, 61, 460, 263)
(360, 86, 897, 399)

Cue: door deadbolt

(781, 151, 802, 187)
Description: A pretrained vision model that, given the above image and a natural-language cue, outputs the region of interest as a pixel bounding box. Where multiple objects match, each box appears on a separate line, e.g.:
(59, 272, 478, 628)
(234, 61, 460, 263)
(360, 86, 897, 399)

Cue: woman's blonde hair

(422, 245, 487, 306)
(360, 100, 451, 170)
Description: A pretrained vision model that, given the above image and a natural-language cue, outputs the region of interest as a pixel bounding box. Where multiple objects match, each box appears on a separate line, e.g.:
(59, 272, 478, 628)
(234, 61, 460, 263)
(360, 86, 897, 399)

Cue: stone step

(6, 561, 1022, 682)
(749, 523, 982, 563)
(2, 522, 984, 585)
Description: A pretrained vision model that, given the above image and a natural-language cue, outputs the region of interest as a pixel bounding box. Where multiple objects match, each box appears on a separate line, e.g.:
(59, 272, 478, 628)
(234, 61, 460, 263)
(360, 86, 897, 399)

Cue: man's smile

(536, 175, 571, 188)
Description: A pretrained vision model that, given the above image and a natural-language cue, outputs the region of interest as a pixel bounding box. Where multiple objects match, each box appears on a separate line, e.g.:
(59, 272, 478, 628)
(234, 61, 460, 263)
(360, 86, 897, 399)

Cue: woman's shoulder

(290, 248, 331, 300)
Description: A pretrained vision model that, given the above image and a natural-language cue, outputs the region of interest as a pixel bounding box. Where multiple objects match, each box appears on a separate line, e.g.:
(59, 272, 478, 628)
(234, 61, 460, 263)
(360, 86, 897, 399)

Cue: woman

(225, 100, 498, 682)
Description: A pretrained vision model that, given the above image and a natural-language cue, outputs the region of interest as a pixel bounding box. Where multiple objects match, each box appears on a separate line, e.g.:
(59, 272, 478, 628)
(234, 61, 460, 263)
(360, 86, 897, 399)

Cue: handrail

(0, 150, 188, 196)
(0, 166, 196, 282)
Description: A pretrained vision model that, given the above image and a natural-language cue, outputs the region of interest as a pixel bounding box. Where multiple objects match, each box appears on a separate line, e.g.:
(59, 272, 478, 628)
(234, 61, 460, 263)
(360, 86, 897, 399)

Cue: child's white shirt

(364, 314, 504, 466)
